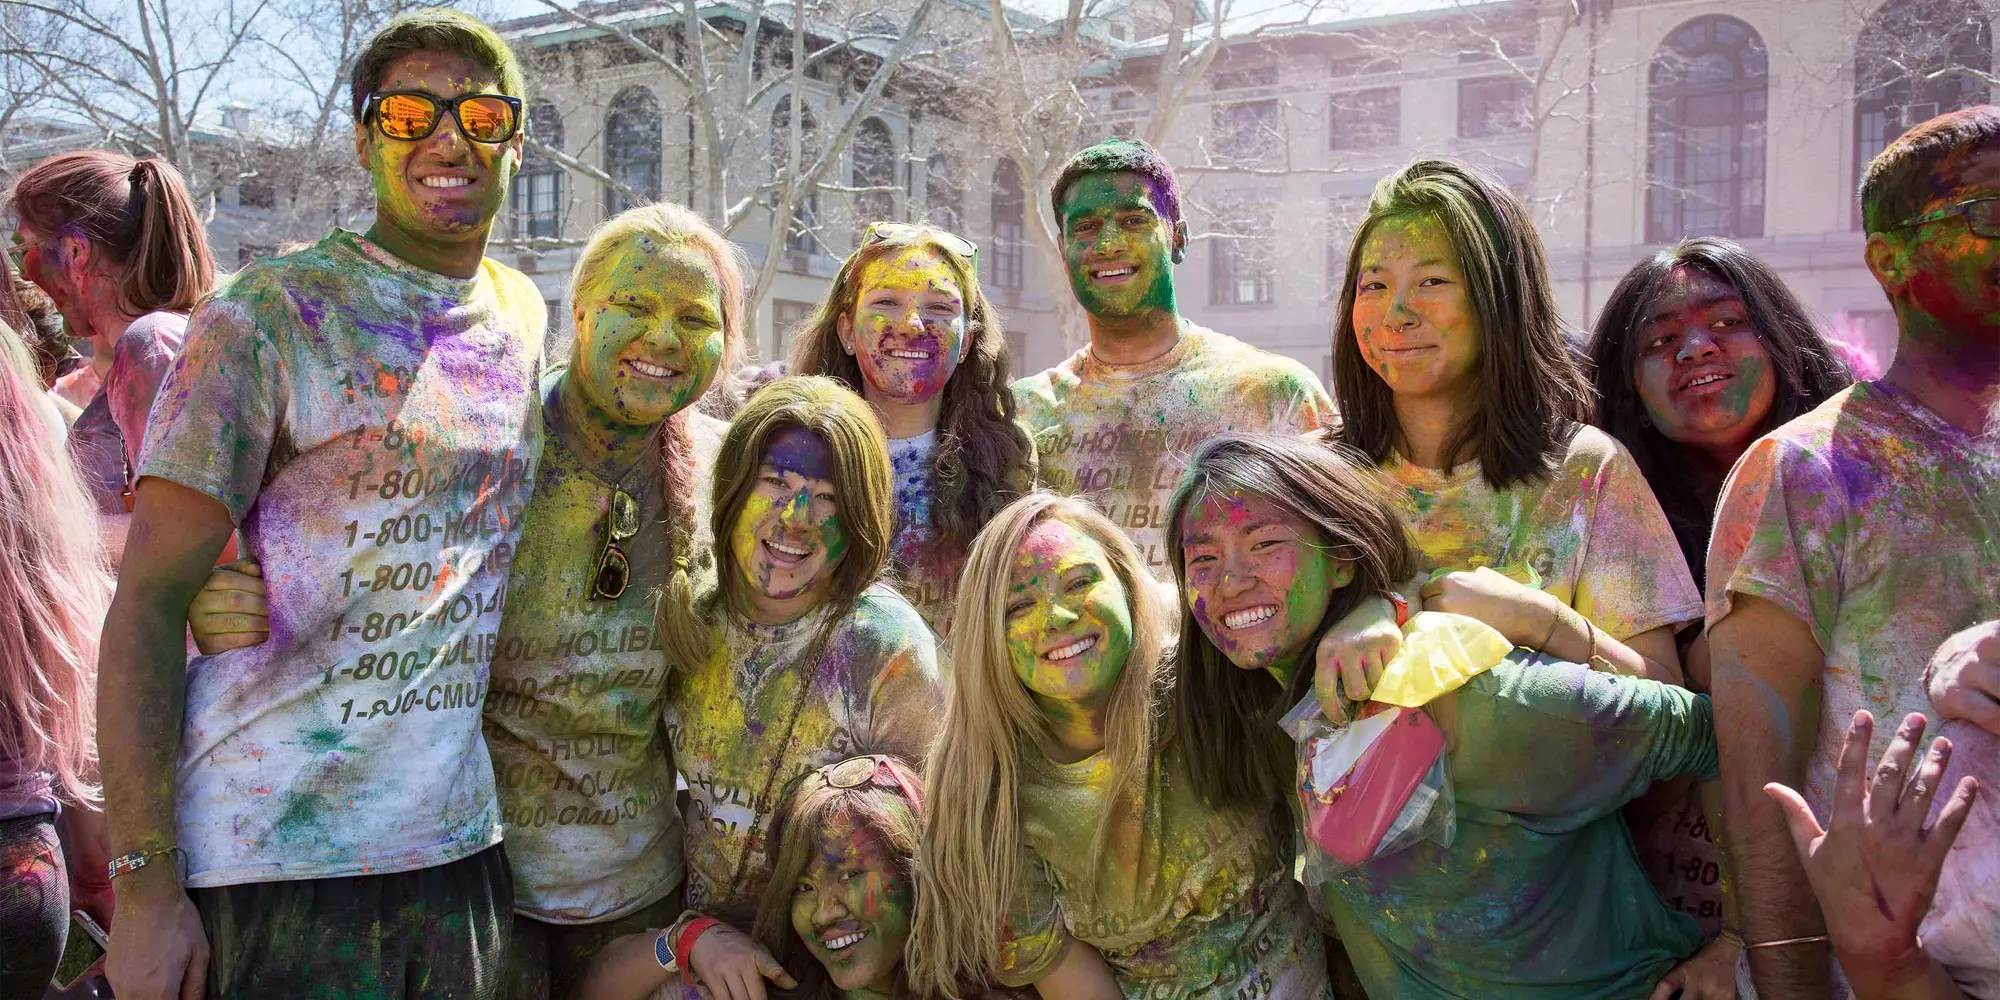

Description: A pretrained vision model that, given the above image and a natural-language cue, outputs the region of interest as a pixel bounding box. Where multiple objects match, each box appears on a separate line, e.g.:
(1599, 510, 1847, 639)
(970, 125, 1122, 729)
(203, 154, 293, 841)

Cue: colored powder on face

(791, 805, 913, 991)
(1059, 173, 1178, 320)
(850, 249, 967, 404)
(573, 240, 727, 426)
(1004, 519, 1133, 705)
(766, 427, 834, 481)
(364, 52, 516, 239)
(1351, 216, 1482, 400)
(1179, 489, 1344, 684)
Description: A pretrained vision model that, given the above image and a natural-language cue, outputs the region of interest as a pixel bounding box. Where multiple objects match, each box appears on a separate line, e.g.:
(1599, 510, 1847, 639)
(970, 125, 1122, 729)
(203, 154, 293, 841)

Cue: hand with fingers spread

(1764, 711, 1981, 999)
(1313, 594, 1402, 721)
(687, 922, 796, 1000)
(188, 559, 270, 655)
(1926, 621, 2000, 737)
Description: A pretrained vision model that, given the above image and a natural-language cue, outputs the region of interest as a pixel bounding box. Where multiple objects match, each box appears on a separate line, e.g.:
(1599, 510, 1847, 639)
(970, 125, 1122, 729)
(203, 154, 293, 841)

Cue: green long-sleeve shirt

(1317, 651, 1717, 1000)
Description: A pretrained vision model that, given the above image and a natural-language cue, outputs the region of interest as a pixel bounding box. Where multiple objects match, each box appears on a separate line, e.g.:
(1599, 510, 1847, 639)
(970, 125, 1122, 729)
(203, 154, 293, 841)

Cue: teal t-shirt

(1316, 652, 1717, 1000)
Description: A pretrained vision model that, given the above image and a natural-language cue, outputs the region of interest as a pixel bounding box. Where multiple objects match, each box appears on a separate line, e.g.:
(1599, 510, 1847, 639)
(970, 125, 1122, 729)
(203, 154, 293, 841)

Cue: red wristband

(1388, 592, 1411, 627)
(674, 916, 721, 985)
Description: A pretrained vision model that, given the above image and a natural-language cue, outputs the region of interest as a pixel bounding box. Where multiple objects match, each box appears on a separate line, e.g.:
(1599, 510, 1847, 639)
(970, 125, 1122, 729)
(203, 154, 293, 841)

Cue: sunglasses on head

(365, 91, 523, 144)
(802, 754, 924, 815)
(861, 222, 978, 266)
(589, 487, 640, 601)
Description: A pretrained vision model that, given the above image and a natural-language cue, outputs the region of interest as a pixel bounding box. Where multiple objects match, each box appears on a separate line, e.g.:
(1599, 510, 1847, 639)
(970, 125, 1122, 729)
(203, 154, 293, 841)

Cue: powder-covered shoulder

(1197, 329, 1326, 398)
(845, 583, 939, 650)
(1556, 424, 1633, 475)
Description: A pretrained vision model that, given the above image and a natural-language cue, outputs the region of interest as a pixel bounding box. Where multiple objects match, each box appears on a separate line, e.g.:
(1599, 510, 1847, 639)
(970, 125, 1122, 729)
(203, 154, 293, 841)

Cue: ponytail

(121, 159, 216, 315)
(6, 150, 215, 317)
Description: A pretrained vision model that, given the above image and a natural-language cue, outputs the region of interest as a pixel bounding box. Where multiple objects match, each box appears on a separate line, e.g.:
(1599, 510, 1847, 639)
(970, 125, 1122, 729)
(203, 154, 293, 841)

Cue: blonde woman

(911, 494, 1330, 1000)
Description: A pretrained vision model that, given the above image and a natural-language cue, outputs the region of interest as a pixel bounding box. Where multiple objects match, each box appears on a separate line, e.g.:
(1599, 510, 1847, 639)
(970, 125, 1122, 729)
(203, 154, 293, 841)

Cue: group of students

(0, 7, 1994, 1000)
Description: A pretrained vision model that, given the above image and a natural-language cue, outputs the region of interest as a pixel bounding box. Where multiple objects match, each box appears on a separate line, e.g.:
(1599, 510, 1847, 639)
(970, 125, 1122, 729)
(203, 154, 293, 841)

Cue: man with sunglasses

(1707, 106, 2000, 999)
(1010, 139, 1334, 581)
(97, 11, 542, 999)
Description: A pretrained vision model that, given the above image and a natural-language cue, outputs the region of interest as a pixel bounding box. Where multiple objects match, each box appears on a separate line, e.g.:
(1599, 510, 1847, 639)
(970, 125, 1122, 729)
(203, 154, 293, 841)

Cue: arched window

(604, 87, 661, 215)
(926, 153, 962, 233)
(989, 158, 1024, 290)
(1645, 16, 1767, 242)
(772, 96, 821, 254)
(852, 117, 897, 233)
(513, 101, 565, 239)
(1854, 0, 1992, 228)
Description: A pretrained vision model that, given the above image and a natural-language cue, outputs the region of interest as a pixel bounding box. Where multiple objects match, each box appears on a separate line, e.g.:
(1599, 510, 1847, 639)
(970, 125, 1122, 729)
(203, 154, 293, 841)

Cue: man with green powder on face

(1709, 107, 2000, 999)
(96, 10, 543, 998)
(1011, 138, 1336, 581)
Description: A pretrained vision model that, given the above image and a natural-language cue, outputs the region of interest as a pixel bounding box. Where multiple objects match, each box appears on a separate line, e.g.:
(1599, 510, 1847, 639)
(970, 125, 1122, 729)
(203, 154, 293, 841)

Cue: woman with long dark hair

(1324, 158, 1696, 688)
(1166, 433, 1726, 1000)
(790, 223, 1034, 634)
(1589, 237, 1851, 597)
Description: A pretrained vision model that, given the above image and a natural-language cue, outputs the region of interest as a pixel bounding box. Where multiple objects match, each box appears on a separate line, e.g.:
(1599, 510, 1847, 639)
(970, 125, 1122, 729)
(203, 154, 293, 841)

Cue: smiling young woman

(1589, 237, 1852, 593)
(791, 223, 1034, 635)
(1164, 433, 1728, 1000)
(1325, 159, 1698, 687)
(911, 493, 1333, 1000)
(657, 376, 944, 999)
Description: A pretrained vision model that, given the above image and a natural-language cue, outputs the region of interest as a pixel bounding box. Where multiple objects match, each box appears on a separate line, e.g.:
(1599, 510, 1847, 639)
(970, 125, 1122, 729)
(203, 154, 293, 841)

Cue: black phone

(50, 908, 109, 991)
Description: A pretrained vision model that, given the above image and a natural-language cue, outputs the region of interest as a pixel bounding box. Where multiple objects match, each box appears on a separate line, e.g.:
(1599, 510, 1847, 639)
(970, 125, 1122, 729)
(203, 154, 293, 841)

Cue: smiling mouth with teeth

(1222, 605, 1278, 629)
(1682, 372, 1732, 390)
(885, 349, 933, 360)
(766, 539, 812, 560)
(624, 358, 681, 379)
(1046, 636, 1098, 661)
(419, 176, 472, 189)
(1092, 266, 1134, 280)
(820, 929, 868, 952)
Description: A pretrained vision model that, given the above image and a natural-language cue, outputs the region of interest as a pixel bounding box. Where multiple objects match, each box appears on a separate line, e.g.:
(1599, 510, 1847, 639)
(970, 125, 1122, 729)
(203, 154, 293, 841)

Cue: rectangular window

(1330, 87, 1400, 150)
(1209, 203, 1277, 306)
(771, 298, 817, 359)
(1458, 75, 1530, 138)
(990, 221, 1024, 289)
(1324, 196, 1368, 300)
(513, 172, 563, 239)
(1211, 67, 1280, 161)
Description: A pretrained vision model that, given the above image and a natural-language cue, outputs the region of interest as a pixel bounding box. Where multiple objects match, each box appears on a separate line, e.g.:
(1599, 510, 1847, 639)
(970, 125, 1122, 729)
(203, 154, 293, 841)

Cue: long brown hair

(573, 201, 746, 672)
(1164, 434, 1414, 812)
(789, 226, 1032, 562)
(1331, 158, 1590, 487)
(753, 759, 928, 1000)
(703, 376, 895, 639)
(909, 493, 1167, 996)
(7, 149, 216, 316)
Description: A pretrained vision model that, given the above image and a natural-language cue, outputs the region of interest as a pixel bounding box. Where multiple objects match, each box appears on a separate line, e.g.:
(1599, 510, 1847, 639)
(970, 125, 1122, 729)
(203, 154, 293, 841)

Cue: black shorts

(192, 844, 512, 1000)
